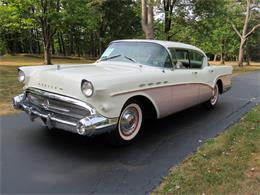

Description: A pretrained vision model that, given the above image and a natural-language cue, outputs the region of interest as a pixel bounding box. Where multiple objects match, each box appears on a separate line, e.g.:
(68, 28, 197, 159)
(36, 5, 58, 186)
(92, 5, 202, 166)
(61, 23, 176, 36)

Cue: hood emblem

(38, 83, 63, 91)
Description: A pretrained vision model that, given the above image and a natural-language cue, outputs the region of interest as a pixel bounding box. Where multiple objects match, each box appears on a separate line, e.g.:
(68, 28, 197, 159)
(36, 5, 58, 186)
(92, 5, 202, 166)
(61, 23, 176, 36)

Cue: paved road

(1, 72, 259, 194)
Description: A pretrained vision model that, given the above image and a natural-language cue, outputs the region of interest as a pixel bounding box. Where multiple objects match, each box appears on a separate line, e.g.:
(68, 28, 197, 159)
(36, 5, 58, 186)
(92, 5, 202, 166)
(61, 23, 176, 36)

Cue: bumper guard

(12, 92, 117, 136)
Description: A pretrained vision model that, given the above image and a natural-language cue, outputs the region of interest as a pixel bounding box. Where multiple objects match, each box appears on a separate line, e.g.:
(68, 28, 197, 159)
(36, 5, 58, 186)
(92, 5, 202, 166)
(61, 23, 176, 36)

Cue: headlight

(18, 70, 25, 83)
(81, 80, 94, 97)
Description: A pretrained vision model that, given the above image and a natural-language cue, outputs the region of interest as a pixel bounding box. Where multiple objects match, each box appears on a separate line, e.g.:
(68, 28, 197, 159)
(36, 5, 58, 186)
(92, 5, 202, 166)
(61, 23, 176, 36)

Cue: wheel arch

(124, 95, 159, 119)
(216, 79, 223, 94)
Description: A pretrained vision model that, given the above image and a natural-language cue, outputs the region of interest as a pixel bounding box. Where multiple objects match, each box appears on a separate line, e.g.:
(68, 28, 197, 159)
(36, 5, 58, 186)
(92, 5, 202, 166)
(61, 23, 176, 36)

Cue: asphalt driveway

(1, 72, 259, 194)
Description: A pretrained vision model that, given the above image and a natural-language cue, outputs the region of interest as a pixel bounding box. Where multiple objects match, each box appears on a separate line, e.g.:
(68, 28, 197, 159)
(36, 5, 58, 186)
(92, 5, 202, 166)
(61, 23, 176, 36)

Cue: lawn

(0, 54, 94, 66)
(154, 105, 260, 194)
(209, 61, 260, 77)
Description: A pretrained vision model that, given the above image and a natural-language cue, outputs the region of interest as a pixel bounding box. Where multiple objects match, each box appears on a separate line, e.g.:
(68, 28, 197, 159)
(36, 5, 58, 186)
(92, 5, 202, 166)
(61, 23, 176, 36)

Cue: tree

(163, 0, 177, 40)
(231, 0, 260, 66)
(141, 0, 154, 39)
(35, 0, 62, 64)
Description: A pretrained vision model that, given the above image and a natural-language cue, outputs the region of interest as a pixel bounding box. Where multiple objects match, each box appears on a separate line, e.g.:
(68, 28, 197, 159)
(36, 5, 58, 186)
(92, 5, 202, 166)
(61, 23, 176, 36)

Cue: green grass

(232, 65, 260, 76)
(154, 105, 260, 194)
(0, 54, 94, 66)
(209, 61, 260, 76)
(0, 65, 24, 115)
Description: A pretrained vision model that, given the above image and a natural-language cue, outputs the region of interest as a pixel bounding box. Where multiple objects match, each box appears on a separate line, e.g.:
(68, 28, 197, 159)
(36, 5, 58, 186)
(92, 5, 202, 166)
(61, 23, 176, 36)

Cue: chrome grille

(26, 91, 91, 120)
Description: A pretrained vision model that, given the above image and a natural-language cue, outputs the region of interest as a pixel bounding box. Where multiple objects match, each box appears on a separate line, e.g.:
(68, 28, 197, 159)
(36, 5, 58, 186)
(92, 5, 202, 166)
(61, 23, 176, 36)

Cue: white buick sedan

(13, 40, 232, 145)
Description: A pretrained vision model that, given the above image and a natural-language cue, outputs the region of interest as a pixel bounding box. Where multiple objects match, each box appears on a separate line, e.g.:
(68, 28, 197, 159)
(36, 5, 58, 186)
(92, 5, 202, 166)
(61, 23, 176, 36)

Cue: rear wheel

(204, 84, 219, 109)
(107, 100, 143, 145)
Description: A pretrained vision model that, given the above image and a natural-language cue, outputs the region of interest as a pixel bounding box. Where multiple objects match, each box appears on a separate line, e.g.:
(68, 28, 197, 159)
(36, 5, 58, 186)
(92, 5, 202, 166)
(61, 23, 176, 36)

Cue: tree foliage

(0, 0, 259, 63)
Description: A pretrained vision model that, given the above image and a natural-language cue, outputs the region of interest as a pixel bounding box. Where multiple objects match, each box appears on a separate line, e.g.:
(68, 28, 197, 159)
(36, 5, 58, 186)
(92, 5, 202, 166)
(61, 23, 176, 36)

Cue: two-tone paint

(13, 39, 233, 136)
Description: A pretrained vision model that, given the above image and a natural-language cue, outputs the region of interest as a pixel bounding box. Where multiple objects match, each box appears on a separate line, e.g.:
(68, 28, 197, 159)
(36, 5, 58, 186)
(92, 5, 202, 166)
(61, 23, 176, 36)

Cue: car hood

(22, 61, 145, 100)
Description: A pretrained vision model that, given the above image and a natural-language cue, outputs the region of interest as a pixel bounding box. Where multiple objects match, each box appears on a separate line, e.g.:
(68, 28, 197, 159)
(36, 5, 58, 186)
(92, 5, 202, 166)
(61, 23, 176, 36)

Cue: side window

(189, 51, 204, 69)
(175, 50, 190, 69)
(151, 48, 172, 68)
(168, 48, 177, 66)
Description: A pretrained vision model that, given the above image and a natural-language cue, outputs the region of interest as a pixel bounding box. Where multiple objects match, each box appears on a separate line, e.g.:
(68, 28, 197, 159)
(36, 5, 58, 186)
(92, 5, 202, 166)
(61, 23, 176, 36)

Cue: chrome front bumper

(12, 90, 118, 136)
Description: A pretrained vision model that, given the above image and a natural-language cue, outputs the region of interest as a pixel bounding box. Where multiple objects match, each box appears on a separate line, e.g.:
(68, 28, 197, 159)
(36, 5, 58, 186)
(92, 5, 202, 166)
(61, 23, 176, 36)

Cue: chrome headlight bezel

(18, 69, 25, 83)
(81, 80, 94, 97)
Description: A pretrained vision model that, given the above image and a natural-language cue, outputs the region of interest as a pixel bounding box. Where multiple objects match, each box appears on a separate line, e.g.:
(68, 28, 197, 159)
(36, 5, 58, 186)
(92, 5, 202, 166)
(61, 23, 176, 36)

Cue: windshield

(100, 42, 172, 68)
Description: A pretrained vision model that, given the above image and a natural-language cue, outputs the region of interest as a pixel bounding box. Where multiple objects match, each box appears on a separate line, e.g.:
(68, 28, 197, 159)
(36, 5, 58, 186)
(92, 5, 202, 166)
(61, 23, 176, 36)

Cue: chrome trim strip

(111, 73, 232, 97)
(111, 82, 213, 97)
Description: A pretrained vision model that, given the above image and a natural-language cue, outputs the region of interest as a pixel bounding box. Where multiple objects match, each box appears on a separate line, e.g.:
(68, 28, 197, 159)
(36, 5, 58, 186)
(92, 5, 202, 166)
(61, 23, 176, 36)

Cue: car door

(164, 48, 200, 114)
(188, 50, 213, 103)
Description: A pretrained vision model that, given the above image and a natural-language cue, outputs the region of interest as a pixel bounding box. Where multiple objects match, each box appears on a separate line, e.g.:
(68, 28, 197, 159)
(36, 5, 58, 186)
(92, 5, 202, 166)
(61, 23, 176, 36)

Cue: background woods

(0, 0, 259, 65)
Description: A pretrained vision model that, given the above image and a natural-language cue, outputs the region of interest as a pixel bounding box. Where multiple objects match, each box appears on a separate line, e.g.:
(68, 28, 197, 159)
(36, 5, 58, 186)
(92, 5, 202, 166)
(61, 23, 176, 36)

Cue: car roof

(111, 39, 206, 56)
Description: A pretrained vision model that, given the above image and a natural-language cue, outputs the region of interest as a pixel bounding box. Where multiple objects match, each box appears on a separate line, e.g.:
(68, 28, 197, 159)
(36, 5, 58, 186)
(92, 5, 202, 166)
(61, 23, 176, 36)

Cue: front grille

(26, 91, 91, 120)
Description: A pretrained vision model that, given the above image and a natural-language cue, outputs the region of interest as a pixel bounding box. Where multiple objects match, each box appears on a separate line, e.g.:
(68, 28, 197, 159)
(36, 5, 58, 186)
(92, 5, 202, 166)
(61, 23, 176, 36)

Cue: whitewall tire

(107, 100, 143, 145)
(204, 84, 219, 109)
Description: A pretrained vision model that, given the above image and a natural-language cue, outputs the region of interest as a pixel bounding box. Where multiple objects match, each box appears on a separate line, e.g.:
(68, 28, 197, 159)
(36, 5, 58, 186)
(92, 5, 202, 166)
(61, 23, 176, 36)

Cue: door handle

(209, 69, 214, 73)
(192, 71, 198, 75)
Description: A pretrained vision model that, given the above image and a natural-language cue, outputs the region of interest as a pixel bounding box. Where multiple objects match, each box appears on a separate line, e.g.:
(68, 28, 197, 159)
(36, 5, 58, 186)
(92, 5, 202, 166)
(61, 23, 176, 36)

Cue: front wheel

(107, 100, 143, 145)
(204, 84, 219, 109)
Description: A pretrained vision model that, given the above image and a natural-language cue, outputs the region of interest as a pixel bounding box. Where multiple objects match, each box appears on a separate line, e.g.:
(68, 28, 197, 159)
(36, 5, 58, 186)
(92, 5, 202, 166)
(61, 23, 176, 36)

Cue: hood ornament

(57, 65, 61, 70)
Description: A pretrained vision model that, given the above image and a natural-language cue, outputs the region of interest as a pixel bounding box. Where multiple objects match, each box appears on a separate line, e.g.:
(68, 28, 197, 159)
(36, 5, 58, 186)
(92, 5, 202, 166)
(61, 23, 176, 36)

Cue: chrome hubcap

(211, 85, 219, 105)
(120, 107, 139, 136)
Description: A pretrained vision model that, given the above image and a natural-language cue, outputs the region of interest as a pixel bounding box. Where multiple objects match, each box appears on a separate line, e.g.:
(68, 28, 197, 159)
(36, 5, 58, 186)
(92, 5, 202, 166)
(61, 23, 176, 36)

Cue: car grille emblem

(42, 99, 50, 110)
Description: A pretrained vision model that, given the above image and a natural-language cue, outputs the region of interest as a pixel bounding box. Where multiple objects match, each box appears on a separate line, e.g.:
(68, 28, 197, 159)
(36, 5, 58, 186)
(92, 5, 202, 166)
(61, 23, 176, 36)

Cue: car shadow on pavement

(30, 103, 219, 164)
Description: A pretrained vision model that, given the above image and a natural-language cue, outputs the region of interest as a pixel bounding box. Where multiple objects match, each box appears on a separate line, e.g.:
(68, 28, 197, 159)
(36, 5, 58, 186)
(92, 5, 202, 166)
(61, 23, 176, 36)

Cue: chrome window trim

(169, 47, 206, 70)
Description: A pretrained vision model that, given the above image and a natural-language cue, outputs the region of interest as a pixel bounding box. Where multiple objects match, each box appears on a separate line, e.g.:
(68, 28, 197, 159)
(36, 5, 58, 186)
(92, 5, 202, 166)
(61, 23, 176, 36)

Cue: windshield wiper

(100, 54, 121, 61)
(124, 55, 137, 63)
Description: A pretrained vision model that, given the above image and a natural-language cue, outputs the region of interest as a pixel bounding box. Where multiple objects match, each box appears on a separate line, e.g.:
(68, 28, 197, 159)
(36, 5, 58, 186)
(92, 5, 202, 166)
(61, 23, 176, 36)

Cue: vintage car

(13, 40, 233, 145)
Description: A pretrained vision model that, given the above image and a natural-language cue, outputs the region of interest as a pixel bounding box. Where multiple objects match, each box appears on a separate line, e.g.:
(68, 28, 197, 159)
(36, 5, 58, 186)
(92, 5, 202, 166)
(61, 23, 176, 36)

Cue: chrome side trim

(111, 82, 213, 97)
(111, 73, 232, 97)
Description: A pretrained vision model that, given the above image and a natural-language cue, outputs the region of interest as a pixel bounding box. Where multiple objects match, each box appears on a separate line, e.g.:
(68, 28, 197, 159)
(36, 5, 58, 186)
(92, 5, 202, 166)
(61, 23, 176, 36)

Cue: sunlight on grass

(209, 61, 260, 76)
(0, 66, 23, 115)
(154, 105, 260, 194)
(0, 54, 94, 66)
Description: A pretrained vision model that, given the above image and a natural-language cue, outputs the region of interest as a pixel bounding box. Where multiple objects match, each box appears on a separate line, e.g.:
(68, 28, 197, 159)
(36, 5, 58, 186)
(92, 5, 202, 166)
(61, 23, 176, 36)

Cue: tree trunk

(232, 0, 260, 67)
(220, 54, 224, 65)
(44, 42, 52, 65)
(141, 0, 154, 39)
(246, 56, 250, 65)
(213, 54, 217, 61)
(51, 39, 55, 55)
(29, 30, 33, 54)
(77, 38, 80, 57)
(163, 0, 176, 40)
(238, 40, 245, 67)
(245, 42, 250, 66)
(58, 33, 62, 55)
(60, 33, 66, 56)
(70, 33, 74, 56)
(220, 40, 225, 64)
